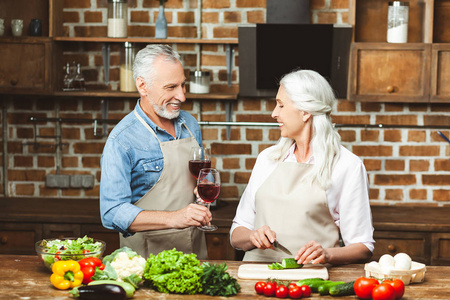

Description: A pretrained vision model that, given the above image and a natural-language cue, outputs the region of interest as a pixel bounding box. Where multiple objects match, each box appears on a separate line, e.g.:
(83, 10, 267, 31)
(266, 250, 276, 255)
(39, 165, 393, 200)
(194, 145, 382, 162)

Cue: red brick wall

(0, 0, 449, 205)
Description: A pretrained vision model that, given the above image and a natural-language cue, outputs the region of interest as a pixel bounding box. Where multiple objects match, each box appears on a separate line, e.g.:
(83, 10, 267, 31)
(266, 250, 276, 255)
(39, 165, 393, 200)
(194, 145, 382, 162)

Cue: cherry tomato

(383, 279, 405, 300)
(372, 283, 396, 300)
(55, 251, 61, 261)
(255, 281, 266, 295)
(264, 282, 277, 297)
(82, 250, 90, 254)
(288, 285, 303, 299)
(299, 284, 311, 297)
(276, 285, 289, 298)
(288, 282, 298, 290)
(354, 277, 380, 299)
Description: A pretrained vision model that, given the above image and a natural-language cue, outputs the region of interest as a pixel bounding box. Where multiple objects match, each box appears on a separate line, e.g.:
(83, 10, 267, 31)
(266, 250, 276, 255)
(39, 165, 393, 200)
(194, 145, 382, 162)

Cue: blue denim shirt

(100, 99, 202, 236)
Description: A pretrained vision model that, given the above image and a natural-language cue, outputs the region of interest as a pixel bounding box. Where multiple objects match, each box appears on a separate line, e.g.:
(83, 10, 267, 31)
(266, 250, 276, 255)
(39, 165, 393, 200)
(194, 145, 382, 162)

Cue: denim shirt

(100, 99, 202, 236)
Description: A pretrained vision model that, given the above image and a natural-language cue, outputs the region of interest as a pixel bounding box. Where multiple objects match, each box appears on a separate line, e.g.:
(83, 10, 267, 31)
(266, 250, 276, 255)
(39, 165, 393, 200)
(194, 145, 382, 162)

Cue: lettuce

(143, 248, 203, 294)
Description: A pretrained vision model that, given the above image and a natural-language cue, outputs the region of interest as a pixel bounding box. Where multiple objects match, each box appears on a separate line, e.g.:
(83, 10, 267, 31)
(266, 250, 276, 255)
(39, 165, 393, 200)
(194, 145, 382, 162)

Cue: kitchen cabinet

(348, 0, 450, 103)
(0, 0, 237, 100)
(0, 223, 42, 255)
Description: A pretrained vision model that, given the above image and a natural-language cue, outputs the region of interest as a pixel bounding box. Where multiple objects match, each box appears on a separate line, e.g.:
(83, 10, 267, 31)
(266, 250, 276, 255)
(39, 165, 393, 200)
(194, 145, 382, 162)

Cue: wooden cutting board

(238, 264, 329, 281)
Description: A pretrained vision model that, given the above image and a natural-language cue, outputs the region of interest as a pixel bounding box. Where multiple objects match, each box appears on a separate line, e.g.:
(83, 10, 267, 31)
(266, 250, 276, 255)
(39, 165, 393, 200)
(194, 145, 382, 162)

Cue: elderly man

(100, 44, 210, 259)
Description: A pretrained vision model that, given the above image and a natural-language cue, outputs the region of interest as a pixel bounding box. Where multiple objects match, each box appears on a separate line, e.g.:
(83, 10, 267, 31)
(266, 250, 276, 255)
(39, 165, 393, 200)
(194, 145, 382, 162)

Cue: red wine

(198, 183, 220, 203)
(189, 160, 211, 179)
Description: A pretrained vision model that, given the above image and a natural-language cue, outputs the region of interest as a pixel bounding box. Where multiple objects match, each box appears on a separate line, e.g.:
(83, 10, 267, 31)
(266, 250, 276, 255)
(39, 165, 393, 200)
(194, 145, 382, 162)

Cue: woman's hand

(295, 240, 329, 264)
(249, 225, 276, 250)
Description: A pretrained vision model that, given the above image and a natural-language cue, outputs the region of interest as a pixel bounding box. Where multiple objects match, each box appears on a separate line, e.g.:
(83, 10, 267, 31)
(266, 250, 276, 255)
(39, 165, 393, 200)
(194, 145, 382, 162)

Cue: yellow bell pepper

(50, 260, 84, 290)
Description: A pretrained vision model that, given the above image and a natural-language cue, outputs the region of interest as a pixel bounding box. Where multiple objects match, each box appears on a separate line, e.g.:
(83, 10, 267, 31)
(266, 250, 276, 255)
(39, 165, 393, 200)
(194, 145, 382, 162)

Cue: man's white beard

(152, 101, 181, 120)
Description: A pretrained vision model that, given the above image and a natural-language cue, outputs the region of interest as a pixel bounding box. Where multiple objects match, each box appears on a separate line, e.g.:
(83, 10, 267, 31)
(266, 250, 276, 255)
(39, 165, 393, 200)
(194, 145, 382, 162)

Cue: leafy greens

(201, 262, 241, 297)
(143, 248, 203, 294)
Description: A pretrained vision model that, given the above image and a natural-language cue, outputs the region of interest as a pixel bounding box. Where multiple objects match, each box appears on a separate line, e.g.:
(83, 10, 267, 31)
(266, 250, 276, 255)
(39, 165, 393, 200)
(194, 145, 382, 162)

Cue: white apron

(119, 110, 208, 259)
(244, 162, 340, 261)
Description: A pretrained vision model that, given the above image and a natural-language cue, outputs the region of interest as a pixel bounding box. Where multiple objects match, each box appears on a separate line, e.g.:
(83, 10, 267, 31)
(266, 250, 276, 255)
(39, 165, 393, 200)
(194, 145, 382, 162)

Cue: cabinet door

(0, 38, 52, 94)
(431, 233, 450, 265)
(348, 43, 431, 102)
(430, 44, 450, 102)
(205, 228, 237, 260)
(373, 231, 430, 265)
(0, 223, 42, 255)
(42, 224, 81, 239)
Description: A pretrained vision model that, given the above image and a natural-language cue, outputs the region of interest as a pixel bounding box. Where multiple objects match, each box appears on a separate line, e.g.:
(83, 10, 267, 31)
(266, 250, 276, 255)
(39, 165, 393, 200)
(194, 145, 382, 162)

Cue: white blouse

(230, 144, 375, 252)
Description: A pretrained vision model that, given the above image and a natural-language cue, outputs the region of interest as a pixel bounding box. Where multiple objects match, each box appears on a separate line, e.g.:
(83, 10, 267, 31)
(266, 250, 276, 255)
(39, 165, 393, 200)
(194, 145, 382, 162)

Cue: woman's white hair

(268, 69, 341, 189)
(132, 44, 181, 89)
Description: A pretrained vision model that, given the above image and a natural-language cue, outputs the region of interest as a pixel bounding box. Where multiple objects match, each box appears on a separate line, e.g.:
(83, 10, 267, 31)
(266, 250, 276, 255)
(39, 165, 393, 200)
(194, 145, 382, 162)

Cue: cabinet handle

(386, 86, 395, 93)
(0, 236, 7, 244)
(58, 235, 65, 239)
(10, 79, 18, 86)
(212, 237, 220, 246)
(387, 244, 396, 253)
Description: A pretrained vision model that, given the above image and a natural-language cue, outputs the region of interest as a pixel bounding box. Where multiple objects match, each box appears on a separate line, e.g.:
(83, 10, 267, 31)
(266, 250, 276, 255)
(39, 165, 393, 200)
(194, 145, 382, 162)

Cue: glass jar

(120, 42, 137, 92)
(189, 71, 210, 94)
(387, 1, 409, 43)
(108, 0, 128, 38)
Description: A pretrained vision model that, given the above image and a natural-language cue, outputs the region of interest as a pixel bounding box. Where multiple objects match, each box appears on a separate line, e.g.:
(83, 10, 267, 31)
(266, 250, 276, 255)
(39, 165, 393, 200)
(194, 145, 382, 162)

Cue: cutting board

(238, 264, 329, 281)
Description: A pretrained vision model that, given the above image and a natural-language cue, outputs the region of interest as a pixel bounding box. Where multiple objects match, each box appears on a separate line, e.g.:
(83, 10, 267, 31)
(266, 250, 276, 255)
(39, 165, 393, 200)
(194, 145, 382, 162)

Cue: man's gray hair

(132, 44, 182, 88)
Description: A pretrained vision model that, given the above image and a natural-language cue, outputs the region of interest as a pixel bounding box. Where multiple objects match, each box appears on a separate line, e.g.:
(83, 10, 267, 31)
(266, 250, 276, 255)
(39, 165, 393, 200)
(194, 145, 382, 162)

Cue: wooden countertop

(0, 255, 449, 299)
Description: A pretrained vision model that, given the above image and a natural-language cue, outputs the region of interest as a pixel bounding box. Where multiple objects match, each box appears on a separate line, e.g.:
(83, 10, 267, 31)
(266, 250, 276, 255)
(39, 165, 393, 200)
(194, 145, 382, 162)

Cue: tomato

(299, 285, 311, 297)
(255, 281, 266, 295)
(276, 285, 289, 298)
(288, 282, 298, 290)
(288, 285, 303, 299)
(372, 283, 396, 300)
(383, 279, 405, 300)
(354, 277, 380, 299)
(264, 282, 277, 297)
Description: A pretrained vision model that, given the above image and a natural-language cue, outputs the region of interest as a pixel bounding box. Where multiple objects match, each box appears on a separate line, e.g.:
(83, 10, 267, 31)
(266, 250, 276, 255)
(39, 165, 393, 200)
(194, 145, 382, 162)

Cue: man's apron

(119, 110, 208, 259)
(244, 162, 340, 262)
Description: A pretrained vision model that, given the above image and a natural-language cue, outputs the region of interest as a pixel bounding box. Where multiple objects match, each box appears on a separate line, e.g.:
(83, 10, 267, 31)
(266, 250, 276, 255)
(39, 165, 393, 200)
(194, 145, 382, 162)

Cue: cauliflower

(111, 251, 146, 281)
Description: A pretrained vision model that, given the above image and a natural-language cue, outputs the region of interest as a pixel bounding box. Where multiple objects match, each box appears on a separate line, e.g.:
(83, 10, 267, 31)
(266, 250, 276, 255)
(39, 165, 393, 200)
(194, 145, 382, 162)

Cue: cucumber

(297, 278, 324, 286)
(309, 280, 333, 293)
(281, 258, 303, 269)
(88, 280, 135, 298)
(318, 281, 345, 295)
(329, 281, 356, 297)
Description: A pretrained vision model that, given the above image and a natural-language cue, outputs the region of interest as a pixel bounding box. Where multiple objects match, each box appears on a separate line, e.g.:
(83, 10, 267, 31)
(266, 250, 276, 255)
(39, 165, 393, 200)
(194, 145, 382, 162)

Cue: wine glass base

(198, 224, 218, 231)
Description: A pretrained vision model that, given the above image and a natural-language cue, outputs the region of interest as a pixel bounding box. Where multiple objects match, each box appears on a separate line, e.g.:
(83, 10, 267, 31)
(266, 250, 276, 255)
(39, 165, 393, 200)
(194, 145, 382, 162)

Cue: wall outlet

(46, 174, 70, 188)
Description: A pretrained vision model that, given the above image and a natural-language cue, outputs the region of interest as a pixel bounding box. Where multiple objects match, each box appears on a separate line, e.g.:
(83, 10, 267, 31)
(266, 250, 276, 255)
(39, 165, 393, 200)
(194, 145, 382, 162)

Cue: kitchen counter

(1, 255, 449, 299)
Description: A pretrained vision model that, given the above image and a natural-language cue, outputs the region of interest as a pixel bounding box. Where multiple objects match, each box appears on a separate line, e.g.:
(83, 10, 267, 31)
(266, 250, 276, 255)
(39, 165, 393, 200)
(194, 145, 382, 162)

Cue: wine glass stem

(206, 202, 211, 225)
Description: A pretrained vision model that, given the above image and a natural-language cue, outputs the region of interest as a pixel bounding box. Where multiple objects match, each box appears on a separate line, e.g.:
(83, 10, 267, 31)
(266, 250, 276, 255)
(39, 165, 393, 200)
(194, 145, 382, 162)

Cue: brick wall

(0, 0, 449, 205)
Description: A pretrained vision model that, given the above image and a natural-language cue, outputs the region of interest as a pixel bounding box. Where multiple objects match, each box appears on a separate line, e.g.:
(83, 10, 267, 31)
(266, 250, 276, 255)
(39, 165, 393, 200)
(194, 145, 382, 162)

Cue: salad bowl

(35, 236, 106, 271)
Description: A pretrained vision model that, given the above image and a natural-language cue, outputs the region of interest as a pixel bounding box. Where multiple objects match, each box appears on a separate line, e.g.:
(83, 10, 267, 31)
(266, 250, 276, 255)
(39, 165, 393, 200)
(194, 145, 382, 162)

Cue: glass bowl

(35, 237, 106, 271)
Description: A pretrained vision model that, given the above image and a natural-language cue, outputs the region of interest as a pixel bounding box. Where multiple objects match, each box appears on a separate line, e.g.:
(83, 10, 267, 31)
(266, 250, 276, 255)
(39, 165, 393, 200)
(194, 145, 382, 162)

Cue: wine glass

(197, 168, 220, 231)
(189, 147, 211, 180)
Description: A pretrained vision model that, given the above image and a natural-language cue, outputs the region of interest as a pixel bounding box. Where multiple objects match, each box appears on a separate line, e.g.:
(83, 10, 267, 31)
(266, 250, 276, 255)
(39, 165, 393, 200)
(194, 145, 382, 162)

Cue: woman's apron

(119, 110, 208, 259)
(244, 162, 340, 262)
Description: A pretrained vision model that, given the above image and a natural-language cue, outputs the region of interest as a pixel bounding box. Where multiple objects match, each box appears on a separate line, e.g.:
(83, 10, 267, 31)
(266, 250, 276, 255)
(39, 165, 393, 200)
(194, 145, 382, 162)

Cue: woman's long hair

(268, 69, 341, 189)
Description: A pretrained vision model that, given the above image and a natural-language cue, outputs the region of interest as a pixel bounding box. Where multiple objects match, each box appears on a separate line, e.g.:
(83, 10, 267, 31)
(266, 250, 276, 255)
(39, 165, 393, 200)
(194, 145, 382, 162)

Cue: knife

(272, 241, 292, 255)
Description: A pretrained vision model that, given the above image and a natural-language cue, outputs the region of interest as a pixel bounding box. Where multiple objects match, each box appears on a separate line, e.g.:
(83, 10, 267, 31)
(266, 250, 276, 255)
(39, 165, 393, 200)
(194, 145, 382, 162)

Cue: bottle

(63, 62, 73, 91)
(74, 63, 86, 91)
(387, 1, 409, 43)
(108, 0, 128, 38)
(120, 42, 137, 92)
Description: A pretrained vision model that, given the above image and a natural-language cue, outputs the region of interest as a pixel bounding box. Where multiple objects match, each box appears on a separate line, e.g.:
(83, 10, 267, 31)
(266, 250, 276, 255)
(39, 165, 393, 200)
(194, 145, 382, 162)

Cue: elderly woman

(230, 69, 374, 265)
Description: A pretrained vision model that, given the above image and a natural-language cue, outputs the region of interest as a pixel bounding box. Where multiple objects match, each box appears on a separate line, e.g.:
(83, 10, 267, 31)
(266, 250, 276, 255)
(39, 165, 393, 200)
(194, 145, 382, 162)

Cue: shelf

(52, 90, 238, 100)
(53, 37, 238, 44)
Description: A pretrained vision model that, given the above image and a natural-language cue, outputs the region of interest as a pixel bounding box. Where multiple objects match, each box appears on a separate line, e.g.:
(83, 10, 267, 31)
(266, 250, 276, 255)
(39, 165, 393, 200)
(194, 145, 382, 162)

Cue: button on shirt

(100, 100, 202, 236)
(231, 144, 375, 252)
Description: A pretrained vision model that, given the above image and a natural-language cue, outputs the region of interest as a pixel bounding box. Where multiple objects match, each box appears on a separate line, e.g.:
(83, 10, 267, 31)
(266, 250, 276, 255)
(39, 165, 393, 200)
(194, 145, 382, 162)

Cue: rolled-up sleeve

(100, 138, 143, 237)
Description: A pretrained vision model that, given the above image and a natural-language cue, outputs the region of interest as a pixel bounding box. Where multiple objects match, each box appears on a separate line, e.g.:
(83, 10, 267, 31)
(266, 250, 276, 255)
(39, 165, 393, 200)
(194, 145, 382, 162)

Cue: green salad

(37, 236, 104, 269)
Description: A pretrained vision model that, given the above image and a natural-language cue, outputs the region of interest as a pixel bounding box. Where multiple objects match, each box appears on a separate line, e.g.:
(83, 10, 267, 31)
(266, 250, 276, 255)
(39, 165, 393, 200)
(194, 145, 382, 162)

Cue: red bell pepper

(78, 257, 105, 284)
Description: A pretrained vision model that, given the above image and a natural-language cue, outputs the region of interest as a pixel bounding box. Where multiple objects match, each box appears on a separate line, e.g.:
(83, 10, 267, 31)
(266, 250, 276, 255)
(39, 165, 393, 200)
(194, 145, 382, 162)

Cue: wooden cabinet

(348, 43, 431, 102)
(348, 0, 450, 103)
(0, 223, 42, 255)
(0, 38, 53, 94)
(431, 233, 450, 265)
